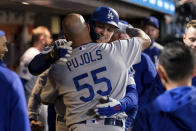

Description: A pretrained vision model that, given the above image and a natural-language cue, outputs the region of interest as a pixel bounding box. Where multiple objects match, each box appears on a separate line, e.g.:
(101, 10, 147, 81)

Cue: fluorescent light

(21, 2, 30, 5)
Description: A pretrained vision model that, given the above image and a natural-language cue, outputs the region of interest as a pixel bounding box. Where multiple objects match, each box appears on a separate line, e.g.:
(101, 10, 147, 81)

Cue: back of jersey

(46, 38, 142, 126)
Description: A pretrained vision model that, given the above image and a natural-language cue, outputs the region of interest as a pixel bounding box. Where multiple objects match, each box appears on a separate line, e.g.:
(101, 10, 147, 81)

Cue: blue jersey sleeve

(121, 85, 138, 130)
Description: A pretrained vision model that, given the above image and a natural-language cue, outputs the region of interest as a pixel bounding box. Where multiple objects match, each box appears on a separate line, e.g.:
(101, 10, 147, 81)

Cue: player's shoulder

(153, 42, 164, 50)
(141, 53, 153, 62)
(22, 47, 40, 58)
(0, 65, 21, 87)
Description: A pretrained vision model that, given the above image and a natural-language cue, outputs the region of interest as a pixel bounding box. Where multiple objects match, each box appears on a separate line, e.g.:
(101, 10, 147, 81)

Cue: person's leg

(48, 104, 56, 131)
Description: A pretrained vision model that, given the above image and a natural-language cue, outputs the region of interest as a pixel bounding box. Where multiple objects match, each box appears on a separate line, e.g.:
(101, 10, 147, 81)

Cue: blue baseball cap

(0, 30, 5, 37)
(144, 16, 159, 29)
(119, 20, 129, 25)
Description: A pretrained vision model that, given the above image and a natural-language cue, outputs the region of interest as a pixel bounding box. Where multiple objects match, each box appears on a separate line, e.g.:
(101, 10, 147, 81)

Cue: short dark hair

(159, 42, 195, 81)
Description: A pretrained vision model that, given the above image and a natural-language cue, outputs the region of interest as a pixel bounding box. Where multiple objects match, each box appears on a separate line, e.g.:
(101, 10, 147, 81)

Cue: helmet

(0, 30, 5, 37)
(91, 6, 119, 28)
(89, 6, 119, 42)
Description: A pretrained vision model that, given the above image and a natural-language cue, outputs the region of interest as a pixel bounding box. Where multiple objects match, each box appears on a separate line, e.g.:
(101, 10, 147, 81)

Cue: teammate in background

(183, 20, 196, 88)
(143, 16, 163, 65)
(17, 26, 53, 131)
(133, 42, 196, 131)
(0, 30, 31, 131)
(40, 13, 150, 131)
(17, 26, 53, 102)
(111, 21, 165, 131)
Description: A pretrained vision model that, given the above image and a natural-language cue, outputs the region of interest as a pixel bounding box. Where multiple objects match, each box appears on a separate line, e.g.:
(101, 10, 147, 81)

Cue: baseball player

(28, 39, 72, 131)
(0, 30, 31, 131)
(110, 20, 165, 130)
(29, 6, 140, 131)
(28, 7, 148, 75)
(143, 16, 164, 65)
(183, 20, 196, 86)
(17, 26, 53, 103)
(30, 68, 68, 131)
(40, 13, 150, 131)
(16, 26, 53, 131)
(133, 42, 196, 131)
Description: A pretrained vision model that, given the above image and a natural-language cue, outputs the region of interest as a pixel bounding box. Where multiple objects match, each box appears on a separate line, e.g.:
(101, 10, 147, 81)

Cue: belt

(69, 118, 123, 128)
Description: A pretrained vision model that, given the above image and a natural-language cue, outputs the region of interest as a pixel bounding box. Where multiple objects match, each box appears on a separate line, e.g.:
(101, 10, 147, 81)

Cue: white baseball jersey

(41, 37, 142, 126)
(17, 47, 40, 80)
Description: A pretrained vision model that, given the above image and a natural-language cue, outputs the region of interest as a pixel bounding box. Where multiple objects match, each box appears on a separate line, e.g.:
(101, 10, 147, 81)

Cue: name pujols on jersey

(66, 49, 102, 71)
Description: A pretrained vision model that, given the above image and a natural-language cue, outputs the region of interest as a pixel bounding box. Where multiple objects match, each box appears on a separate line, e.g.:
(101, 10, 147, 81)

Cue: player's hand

(53, 39, 72, 62)
(118, 21, 133, 33)
(47, 39, 72, 63)
(95, 96, 123, 118)
(30, 120, 44, 131)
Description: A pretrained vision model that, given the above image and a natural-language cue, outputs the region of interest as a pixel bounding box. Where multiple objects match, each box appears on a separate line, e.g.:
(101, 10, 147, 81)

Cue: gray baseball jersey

(41, 38, 142, 126)
(28, 69, 67, 131)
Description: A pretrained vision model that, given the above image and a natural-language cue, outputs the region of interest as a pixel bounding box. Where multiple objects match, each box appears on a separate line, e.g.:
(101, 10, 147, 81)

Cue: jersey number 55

(73, 66, 112, 102)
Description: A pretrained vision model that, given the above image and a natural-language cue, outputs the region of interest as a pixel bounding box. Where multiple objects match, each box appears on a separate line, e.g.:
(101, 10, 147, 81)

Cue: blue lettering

(96, 50, 102, 60)
(79, 55, 85, 65)
(89, 52, 96, 62)
(72, 58, 79, 68)
(66, 61, 72, 71)
(67, 50, 102, 71)
(84, 53, 90, 63)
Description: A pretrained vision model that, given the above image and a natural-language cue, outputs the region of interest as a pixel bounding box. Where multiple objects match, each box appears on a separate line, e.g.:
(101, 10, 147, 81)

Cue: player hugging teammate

(28, 6, 151, 131)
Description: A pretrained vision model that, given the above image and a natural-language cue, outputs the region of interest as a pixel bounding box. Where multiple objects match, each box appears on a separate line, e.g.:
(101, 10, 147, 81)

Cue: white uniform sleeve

(40, 67, 59, 104)
(112, 37, 142, 68)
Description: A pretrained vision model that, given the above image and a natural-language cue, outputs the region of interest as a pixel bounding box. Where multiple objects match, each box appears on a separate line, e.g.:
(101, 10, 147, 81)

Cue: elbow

(28, 63, 40, 76)
(147, 38, 151, 47)
(142, 38, 151, 51)
(28, 54, 50, 76)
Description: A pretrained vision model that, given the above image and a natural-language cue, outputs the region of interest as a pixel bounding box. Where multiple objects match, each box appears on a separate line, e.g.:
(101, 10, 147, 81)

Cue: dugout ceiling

(0, 0, 175, 19)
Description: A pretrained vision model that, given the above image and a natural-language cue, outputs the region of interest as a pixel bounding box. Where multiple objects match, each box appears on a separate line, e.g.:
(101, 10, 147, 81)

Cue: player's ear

(183, 34, 186, 43)
(87, 23, 90, 33)
(157, 65, 168, 86)
(192, 65, 196, 77)
(64, 33, 71, 42)
(155, 29, 159, 39)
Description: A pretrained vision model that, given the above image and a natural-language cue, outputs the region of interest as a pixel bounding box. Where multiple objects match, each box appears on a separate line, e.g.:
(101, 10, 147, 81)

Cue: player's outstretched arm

(94, 85, 138, 118)
(28, 39, 72, 76)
